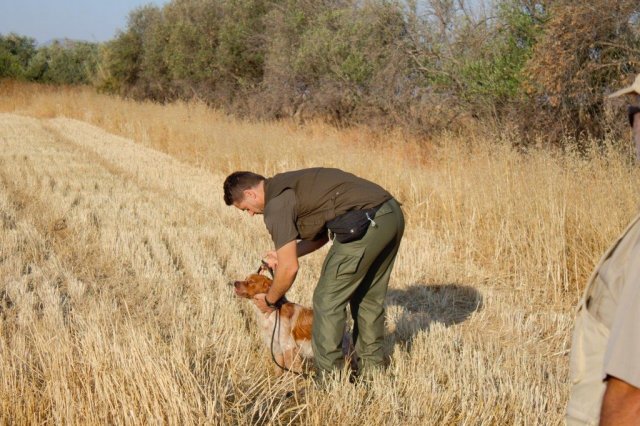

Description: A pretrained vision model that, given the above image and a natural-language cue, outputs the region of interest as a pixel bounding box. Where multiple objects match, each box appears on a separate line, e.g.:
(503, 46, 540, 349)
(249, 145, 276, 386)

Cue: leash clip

(257, 260, 275, 278)
(366, 212, 377, 228)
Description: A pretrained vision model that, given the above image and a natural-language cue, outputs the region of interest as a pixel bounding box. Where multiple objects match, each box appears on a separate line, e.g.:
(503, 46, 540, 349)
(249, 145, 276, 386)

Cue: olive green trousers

(312, 198, 405, 375)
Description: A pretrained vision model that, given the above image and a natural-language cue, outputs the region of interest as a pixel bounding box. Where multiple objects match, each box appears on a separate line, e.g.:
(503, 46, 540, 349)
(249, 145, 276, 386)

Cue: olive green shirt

(263, 168, 392, 249)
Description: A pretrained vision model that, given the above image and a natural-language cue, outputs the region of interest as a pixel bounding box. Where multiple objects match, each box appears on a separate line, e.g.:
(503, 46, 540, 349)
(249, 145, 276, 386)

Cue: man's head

(608, 74, 640, 161)
(223, 171, 266, 216)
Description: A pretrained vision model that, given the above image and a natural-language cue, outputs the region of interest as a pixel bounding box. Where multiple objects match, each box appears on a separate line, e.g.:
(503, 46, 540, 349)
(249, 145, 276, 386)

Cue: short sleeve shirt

(262, 167, 392, 246)
(263, 189, 299, 250)
(594, 214, 640, 388)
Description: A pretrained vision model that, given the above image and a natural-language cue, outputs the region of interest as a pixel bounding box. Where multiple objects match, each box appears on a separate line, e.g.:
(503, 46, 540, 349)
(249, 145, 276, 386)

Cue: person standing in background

(566, 75, 640, 425)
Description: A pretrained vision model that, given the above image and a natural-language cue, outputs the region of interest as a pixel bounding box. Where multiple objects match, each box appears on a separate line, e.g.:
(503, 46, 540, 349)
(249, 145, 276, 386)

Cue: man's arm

(297, 233, 329, 257)
(600, 376, 640, 425)
(263, 233, 329, 269)
(254, 240, 298, 313)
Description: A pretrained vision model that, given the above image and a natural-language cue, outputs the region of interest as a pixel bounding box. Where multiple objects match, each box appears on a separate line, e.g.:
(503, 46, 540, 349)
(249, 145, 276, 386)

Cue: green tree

(456, 0, 545, 108)
(0, 33, 37, 78)
(97, 5, 159, 96)
(36, 41, 99, 84)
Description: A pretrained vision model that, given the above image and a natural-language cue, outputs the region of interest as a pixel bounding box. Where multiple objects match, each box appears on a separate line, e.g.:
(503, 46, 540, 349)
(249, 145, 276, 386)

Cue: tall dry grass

(1, 81, 640, 424)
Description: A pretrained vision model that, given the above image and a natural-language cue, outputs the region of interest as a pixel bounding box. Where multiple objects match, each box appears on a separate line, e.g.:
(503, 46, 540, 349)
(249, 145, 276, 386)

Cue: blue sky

(0, 0, 168, 44)
(1, 0, 491, 45)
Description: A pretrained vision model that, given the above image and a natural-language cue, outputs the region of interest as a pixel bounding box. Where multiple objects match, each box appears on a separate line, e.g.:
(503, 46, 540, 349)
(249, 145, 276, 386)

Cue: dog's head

(233, 274, 273, 298)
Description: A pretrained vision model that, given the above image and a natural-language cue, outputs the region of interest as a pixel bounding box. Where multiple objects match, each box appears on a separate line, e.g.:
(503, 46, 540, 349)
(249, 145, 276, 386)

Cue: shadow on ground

(385, 283, 483, 350)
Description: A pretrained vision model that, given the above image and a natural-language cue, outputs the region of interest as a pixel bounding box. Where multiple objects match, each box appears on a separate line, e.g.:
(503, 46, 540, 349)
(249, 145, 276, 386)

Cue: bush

(88, 0, 640, 144)
(97, 5, 157, 97)
(0, 33, 37, 79)
(1, 32, 98, 85)
(524, 0, 640, 141)
(36, 41, 99, 85)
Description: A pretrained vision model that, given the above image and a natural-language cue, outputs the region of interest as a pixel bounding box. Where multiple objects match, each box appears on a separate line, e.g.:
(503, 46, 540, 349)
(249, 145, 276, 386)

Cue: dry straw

(1, 81, 639, 424)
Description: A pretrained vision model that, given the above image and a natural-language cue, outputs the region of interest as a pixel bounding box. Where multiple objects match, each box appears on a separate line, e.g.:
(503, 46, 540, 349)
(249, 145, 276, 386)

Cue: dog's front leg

(283, 348, 304, 374)
(274, 352, 285, 377)
(291, 349, 305, 374)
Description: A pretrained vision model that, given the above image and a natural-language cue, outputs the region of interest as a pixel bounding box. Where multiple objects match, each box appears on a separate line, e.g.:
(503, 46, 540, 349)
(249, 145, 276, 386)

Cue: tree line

(0, 34, 98, 85)
(2, 0, 640, 143)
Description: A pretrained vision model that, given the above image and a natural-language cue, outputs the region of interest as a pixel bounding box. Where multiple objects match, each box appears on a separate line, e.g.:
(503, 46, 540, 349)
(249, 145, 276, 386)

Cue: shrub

(524, 0, 640, 141)
(0, 33, 37, 79)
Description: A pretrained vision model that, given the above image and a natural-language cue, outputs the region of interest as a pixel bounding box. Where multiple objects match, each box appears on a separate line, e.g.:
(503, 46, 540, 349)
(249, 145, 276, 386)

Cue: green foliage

(275, 1, 408, 121)
(38, 41, 99, 84)
(98, 0, 268, 102)
(0, 32, 98, 84)
(97, 5, 159, 96)
(99, 32, 143, 93)
(457, 1, 544, 107)
(0, 33, 37, 78)
(295, 9, 373, 86)
(297, 4, 404, 87)
(215, 0, 267, 87)
(8, 0, 640, 143)
(163, 1, 219, 83)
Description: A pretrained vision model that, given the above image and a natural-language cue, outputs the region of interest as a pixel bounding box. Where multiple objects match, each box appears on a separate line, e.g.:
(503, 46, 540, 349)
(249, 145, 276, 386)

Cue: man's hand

(263, 250, 278, 270)
(601, 376, 640, 425)
(254, 241, 299, 315)
(253, 293, 275, 314)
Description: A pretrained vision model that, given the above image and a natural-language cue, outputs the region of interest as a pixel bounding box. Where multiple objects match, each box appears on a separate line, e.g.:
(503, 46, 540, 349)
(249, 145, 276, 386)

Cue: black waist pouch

(327, 206, 381, 243)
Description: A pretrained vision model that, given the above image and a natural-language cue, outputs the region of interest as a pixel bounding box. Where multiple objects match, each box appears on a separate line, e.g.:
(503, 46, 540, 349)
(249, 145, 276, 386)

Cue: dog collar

(265, 296, 288, 309)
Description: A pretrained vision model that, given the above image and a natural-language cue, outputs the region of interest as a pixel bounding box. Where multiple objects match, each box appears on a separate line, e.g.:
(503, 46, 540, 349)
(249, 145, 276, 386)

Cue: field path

(1, 112, 266, 279)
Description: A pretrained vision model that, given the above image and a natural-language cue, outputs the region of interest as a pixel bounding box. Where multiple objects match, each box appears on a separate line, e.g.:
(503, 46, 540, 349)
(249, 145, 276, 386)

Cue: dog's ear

(248, 274, 272, 293)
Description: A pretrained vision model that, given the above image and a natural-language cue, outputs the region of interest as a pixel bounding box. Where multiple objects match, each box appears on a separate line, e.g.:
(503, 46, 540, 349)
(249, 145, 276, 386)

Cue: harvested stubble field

(1, 81, 640, 424)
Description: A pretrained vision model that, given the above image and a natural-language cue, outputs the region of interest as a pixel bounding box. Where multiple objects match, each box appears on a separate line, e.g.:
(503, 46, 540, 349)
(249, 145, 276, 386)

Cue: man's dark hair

(223, 171, 266, 205)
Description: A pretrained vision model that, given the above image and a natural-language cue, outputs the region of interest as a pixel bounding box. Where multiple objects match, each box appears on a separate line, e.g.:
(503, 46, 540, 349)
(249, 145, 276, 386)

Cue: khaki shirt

(263, 168, 392, 249)
(566, 213, 640, 424)
(594, 215, 640, 388)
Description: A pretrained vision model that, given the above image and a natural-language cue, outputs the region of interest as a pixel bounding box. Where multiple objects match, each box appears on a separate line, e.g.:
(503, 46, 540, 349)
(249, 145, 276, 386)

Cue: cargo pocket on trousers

(325, 248, 365, 280)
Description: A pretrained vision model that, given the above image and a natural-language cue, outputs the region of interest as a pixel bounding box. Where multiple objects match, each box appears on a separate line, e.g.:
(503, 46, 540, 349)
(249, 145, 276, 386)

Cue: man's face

(233, 189, 264, 216)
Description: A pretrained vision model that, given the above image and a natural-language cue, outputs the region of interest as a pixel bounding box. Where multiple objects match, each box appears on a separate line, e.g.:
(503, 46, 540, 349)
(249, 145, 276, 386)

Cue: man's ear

(242, 188, 256, 200)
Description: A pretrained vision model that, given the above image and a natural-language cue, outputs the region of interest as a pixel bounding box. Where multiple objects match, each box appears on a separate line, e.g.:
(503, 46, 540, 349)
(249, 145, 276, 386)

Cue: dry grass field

(1, 81, 640, 424)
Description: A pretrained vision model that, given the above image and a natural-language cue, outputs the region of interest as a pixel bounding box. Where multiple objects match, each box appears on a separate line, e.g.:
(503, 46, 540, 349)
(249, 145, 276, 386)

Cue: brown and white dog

(233, 273, 314, 375)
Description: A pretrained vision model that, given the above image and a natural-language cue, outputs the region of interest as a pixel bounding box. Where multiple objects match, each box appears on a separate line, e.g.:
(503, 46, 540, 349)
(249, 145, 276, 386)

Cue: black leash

(256, 260, 274, 279)
(270, 307, 309, 378)
(256, 260, 309, 378)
